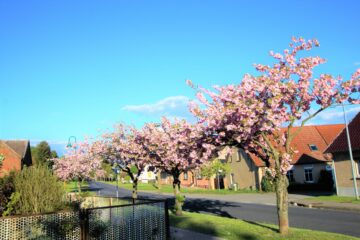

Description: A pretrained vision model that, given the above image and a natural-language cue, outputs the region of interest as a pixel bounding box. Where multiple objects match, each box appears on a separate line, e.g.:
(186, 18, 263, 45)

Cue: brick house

(325, 112, 360, 197)
(0, 140, 32, 177)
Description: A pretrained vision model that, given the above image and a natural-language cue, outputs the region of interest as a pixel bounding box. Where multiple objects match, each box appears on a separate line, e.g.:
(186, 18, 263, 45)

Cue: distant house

(225, 148, 265, 190)
(325, 112, 360, 197)
(0, 140, 32, 177)
(138, 165, 156, 183)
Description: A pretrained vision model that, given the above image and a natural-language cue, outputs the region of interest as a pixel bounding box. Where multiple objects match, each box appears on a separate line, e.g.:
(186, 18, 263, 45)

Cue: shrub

(261, 171, 275, 192)
(0, 172, 15, 215)
(13, 165, 66, 215)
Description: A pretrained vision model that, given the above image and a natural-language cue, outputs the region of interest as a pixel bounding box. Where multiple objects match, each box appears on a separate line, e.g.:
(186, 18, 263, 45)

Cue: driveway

(90, 181, 360, 238)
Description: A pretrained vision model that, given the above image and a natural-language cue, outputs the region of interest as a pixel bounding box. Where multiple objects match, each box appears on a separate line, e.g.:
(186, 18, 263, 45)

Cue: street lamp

(67, 136, 77, 149)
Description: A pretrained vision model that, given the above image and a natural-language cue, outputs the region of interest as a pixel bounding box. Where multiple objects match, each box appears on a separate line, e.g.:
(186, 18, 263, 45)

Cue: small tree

(189, 37, 360, 235)
(52, 140, 104, 193)
(139, 118, 217, 215)
(35, 141, 52, 165)
(92, 124, 152, 200)
(201, 158, 230, 189)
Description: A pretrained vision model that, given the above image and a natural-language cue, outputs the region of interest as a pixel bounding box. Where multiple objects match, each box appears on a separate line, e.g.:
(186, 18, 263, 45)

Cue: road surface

(89, 181, 360, 238)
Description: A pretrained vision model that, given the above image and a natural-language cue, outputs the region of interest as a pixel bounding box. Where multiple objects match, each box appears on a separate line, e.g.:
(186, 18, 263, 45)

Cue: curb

(290, 201, 360, 212)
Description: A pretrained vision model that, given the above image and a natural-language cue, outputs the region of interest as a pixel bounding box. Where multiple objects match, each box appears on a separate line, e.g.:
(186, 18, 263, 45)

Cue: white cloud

(121, 95, 196, 121)
(354, 62, 360, 66)
(317, 106, 360, 121)
(304, 105, 360, 125)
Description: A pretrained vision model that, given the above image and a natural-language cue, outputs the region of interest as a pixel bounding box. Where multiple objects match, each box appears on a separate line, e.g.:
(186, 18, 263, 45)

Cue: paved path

(90, 181, 360, 238)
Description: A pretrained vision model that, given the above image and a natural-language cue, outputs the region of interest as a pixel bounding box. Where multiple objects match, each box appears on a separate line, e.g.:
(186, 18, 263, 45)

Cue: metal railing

(0, 198, 170, 240)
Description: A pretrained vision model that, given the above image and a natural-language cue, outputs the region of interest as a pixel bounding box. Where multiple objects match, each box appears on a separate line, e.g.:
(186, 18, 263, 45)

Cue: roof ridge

(314, 125, 329, 146)
(325, 112, 360, 153)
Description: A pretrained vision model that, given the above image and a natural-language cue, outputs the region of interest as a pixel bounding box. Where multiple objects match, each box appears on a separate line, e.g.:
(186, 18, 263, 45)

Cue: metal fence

(0, 198, 170, 240)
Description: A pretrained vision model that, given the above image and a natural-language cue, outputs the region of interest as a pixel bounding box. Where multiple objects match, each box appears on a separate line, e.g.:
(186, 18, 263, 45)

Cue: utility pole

(342, 104, 359, 200)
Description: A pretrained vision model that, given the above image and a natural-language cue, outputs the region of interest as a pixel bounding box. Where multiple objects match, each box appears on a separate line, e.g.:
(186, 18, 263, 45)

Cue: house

(0, 140, 32, 177)
(157, 123, 344, 190)
(325, 112, 360, 197)
(283, 124, 344, 185)
(225, 148, 265, 190)
(138, 165, 157, 183)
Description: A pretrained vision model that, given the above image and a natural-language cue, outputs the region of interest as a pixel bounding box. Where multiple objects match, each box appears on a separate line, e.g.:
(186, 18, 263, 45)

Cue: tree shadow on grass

(243, 220, 279, 233)
(170, 212, 260, 240)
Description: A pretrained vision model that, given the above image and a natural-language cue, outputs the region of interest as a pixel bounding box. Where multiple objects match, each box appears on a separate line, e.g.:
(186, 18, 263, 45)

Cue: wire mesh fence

(0, 198, 169, 240)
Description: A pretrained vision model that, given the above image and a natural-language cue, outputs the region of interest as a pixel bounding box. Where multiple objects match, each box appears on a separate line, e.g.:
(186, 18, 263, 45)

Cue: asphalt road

(89, 181, 360, 238)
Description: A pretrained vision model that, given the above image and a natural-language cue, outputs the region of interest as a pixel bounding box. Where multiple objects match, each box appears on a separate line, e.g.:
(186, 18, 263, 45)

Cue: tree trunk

(77, 179, 82, 193)
(173, 173, 183, 216)
(157, 171, 162, 190)
(275, 173, 289, 235)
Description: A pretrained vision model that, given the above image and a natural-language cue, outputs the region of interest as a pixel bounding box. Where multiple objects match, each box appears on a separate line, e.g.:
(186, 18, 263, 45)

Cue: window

(356, 160, 360, 177)
(196, 172, 202, 180)
(183, 171, 188, 180)
(304, 167, 314, 183)
(309, 144, 318, 151)
(286, 170, 295, 183)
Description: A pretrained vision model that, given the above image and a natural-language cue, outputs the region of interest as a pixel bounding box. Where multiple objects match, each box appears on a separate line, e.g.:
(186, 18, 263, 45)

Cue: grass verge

(101, 181, 258, 194)
(169, 211, 359, 240)
(304, 195, 360, 204)
(64, 180, 91, 193)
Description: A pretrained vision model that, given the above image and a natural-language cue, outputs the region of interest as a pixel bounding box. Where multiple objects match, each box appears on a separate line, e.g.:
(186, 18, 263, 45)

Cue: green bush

(0, 172, 16, 215)
(261, 171, 275, 192)
(12, 165, 66, 215)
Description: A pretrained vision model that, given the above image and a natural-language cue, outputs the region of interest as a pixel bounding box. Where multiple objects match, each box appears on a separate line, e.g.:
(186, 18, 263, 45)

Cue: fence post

(164, 200, 171, 240)
(80, 209, 90, 240)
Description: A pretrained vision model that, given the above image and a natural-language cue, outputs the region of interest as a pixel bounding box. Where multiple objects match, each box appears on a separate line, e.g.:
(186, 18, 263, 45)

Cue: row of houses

(1, 113, 359, 196)
(152, 113, 360, 197)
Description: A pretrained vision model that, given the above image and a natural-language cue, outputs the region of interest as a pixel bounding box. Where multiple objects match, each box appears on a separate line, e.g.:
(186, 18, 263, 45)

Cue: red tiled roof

(325, 113, 360, 153)
(248, 124, 344, 166)
(249, 153, 266, 167)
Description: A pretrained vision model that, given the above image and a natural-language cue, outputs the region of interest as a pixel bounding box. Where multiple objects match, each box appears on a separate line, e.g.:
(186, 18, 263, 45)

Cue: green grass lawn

(64, 180, 91, 193)
(101, 181, 258, 194)
(170, 211, 360, 240)
(304, 195, 360, 204)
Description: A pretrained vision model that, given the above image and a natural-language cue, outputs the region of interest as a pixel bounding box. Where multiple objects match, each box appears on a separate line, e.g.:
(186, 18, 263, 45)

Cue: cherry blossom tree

(52, 140, 104, 193)
(92, 124, 153, 200)
(137, 117, 217, 215)
(189, 37, 360, 235)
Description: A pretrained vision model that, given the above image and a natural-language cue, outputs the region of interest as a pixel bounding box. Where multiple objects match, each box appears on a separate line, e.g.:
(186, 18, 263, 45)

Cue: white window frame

(304, 166, 314, 183)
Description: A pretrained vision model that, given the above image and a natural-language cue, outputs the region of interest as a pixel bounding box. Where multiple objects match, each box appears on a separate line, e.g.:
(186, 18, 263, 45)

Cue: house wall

(333, 151, 360, 197)
(225, 149, 261, 190)
(292, 162, 329, 184)
(159, 170, 219, 189)
(0, 143, 21, 177)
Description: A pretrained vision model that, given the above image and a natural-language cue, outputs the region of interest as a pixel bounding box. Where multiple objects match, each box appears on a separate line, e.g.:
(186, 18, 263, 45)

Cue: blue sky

(1, 1, 360, 154)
